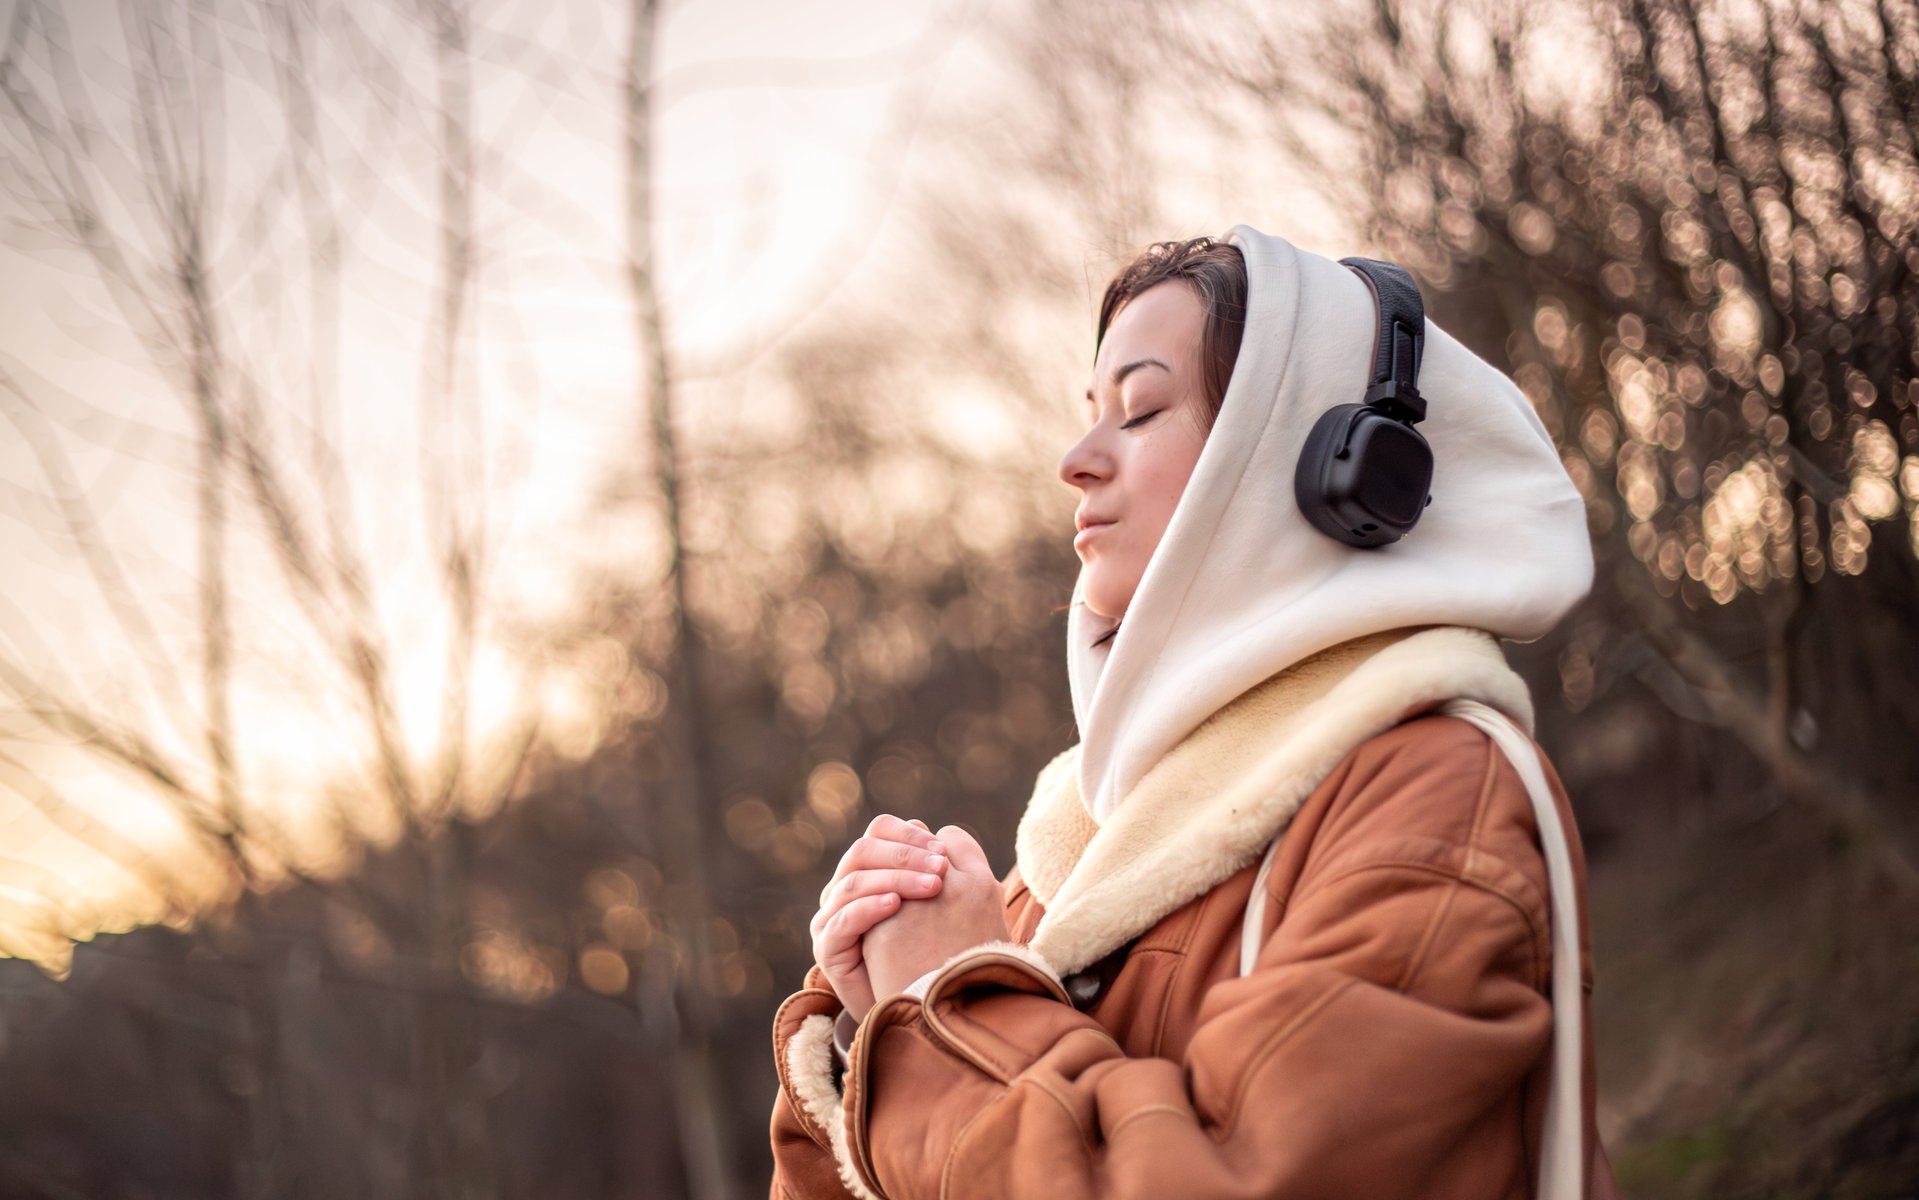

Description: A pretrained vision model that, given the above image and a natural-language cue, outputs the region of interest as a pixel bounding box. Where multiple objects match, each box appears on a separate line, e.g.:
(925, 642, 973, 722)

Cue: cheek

(1133, 432, 1205, 530)
(1088, 433, 1202, 594)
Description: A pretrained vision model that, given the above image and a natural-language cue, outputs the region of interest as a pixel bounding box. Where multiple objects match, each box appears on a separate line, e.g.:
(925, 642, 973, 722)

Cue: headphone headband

(1291, 257, 1436, 549)
(1340, 256, 1428, 424)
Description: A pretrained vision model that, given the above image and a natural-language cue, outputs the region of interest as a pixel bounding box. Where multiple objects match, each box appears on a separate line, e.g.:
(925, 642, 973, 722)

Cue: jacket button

(1065, 971, 1102, 1008)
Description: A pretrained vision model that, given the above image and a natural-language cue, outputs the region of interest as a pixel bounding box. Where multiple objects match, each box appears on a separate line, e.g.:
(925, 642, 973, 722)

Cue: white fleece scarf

(1068, 224, 1594, 824)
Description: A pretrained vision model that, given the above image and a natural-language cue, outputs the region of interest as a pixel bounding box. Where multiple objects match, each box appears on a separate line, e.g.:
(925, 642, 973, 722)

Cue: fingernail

(927, 840, 947, 855)
(926, 854, 946, 872)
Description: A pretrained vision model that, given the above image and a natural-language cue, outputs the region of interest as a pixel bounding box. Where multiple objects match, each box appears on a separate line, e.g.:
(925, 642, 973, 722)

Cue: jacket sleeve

(828, 813, 1557, 1198)
(769, 963, 1018, 1199)
(768, 964, 869, 1200)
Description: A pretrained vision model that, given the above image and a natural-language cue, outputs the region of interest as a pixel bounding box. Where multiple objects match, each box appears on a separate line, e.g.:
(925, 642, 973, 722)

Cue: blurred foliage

(1244, 0, 1919, 603)
(0, 519, 1079, 1197)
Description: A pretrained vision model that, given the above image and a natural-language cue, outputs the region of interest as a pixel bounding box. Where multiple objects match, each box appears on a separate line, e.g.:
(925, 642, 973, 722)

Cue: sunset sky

(0, 0, 974, 958)
(0, 0, 1356, 965)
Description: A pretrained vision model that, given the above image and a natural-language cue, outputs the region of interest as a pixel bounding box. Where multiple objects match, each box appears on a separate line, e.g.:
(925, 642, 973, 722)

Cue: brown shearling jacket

(767, 626, 1622, 1200)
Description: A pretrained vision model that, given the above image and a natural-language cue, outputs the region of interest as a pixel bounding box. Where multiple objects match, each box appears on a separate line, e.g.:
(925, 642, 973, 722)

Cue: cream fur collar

(1015, 624, 1535, 978)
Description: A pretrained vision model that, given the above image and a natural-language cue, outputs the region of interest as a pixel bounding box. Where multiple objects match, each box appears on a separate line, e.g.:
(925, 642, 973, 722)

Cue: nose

(1057, 426, 1109, 491)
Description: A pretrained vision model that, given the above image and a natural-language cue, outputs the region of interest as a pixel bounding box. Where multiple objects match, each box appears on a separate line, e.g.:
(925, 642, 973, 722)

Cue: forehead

(1094, 281, 1205, 376)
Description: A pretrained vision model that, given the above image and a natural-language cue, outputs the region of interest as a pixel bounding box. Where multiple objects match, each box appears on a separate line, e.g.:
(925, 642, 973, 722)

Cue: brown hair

(1094, 236, 1248, 435)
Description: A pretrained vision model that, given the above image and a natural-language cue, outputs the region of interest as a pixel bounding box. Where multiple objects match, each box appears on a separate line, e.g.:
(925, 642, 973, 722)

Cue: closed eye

(1121, 410, 1161, 430)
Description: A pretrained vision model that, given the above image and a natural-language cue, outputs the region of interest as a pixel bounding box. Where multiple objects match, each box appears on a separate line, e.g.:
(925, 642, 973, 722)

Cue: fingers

(810, 867, 945, 936)
(864, 813, 942, 850)
(813, 892, 900, 975)
(821, 834, 948, 906)
(934, 824, 993, 876)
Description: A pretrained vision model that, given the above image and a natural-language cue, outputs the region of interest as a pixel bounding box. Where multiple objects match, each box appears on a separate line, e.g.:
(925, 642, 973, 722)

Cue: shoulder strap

(1235, 699, 1585, 1200)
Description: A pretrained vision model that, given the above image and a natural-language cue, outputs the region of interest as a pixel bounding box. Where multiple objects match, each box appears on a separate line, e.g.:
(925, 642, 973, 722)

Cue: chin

(1081, 576, 1134, 623)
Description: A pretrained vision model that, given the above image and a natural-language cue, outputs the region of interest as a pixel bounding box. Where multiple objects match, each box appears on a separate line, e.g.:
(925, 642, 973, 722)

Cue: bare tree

(0, 0, 551, 1193)
(618, 2, 735, 1198)
(1150, 0, 1919, 893)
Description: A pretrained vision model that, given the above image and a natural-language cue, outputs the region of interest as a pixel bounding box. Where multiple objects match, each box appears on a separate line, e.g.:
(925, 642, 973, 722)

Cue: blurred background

(0, 0, 1914, 1196)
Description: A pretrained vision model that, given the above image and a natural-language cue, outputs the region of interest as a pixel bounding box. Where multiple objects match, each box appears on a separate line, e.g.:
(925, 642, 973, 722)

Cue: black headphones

(1292, 256, 1434, 548)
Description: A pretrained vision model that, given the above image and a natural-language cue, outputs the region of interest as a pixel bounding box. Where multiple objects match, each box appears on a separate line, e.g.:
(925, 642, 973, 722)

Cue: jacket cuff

(920, 939, 1066, 1001)
(780, 960, 956, 1200)
(907, 939, 1075, 1082)
(839, 941, 1077, 1197)
(779, 1011, 884, 1200)
(832, 964, 944, 1066)
(770, 984, 845, 1149)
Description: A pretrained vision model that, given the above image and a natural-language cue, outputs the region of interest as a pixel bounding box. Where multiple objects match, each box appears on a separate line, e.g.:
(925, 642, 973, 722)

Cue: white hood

(1067, 224, 1594, 824)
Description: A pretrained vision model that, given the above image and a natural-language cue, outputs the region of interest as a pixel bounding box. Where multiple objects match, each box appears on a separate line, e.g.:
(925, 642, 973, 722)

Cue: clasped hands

(809, 814, 1010, 1021)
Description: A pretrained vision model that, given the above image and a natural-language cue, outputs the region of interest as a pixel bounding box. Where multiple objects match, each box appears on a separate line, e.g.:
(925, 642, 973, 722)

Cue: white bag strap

(1236, 699, 1584, 1200)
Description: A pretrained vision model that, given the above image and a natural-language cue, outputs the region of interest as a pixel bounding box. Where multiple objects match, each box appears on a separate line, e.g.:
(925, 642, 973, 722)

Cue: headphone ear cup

(1294, 403, 1434, 548)
(1294, 403, 1367, 545)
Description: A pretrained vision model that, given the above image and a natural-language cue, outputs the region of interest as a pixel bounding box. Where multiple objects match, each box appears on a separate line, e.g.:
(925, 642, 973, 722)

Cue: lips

(1074, 512, 1117, 533)
(1073, 518, 1115, 552)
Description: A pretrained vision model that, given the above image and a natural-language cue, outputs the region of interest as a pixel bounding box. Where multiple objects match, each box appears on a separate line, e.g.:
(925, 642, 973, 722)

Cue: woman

(767, 226, 1621, 1199)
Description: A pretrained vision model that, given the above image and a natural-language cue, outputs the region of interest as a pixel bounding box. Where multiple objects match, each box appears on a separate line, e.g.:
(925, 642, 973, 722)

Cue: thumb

(935, 825, 993, 877)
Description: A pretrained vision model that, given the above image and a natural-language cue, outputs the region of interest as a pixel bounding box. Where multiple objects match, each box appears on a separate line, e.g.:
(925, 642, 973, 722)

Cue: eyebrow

(1084, 356, 1172, 402)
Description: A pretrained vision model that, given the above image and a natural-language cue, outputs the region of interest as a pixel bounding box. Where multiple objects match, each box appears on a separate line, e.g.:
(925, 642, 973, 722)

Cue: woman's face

(1057, 280, 1211, 622)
